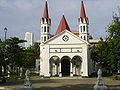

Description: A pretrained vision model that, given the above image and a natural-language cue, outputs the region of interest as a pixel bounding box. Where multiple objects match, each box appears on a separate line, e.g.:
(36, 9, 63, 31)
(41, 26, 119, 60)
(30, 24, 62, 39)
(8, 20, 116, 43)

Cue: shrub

(111, 74, 120, 80)
(10, 70, 19, 75)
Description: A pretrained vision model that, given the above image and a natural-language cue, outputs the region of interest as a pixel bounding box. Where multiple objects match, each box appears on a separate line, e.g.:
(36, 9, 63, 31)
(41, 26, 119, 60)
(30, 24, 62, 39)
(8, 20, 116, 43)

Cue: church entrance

(61, 59, 70, 76)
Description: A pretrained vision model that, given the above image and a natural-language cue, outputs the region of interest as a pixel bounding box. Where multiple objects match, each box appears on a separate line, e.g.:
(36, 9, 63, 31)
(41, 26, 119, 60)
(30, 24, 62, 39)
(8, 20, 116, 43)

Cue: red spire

(80, 1, 86, 18)
(43, 1, 49, 18)
(78, 1, 88, 23)
(56, 15, 71, 35)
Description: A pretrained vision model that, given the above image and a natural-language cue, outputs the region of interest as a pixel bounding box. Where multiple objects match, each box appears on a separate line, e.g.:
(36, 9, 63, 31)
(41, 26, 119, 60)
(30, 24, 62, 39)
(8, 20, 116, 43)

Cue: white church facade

(39, 1, 94, 77)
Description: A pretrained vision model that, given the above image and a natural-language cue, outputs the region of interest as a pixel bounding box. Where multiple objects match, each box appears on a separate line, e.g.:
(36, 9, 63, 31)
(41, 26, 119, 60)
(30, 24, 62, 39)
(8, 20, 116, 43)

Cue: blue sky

(0, 0, 120, 41)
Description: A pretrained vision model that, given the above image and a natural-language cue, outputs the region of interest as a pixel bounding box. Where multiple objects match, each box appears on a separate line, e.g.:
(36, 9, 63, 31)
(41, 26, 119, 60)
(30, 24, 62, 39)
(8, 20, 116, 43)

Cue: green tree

(0, 40, 4, 77)
(106, 16, 120, 72)
(0, 36, 40, 77)
(6, 37, 26, 68)
(91, 38, 109, 68)
(91, 14, 120, 73)
(24, 42, 40, 68)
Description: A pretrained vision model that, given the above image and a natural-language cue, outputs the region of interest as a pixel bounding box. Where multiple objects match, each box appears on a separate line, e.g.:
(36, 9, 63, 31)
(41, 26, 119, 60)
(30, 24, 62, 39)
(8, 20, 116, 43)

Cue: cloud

(0, 0, 11, 8)
(13, 0, 33, 10)
(0, 0, 120, 41)
(0, 0, 34, 11)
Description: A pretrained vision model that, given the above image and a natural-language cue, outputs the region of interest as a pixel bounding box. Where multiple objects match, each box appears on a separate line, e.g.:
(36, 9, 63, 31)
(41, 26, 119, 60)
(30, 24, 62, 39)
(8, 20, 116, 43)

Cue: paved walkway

(0, 77, 120, 90)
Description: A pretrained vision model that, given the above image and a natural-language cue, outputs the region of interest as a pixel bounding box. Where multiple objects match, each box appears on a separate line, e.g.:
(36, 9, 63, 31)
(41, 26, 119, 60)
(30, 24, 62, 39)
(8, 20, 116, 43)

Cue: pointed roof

(56, 15, 71, 35)
(80, 1, 86, 18)
(78, 1, 88, 23)
(43, 1, 49, 18)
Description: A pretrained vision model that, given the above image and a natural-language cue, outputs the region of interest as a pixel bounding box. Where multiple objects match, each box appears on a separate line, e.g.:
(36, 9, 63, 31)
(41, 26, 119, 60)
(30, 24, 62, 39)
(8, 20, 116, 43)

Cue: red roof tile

(56, 15, 71, 35)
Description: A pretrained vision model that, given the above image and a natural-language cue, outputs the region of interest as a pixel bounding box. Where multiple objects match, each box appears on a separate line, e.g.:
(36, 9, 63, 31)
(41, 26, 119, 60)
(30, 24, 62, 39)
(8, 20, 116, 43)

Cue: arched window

(81, 26, 82, 32)
(44, 26, 46, 32)
(84, 36, 86, 40)
(41, 37, 43, 41)
(87, 26, 88, 32)
(81, 36, 82, 39)
(41, 27, 43, 33)
(44, 36, 46, 41)
(83, 26, 85, 32)
(47, 27, 49, 33)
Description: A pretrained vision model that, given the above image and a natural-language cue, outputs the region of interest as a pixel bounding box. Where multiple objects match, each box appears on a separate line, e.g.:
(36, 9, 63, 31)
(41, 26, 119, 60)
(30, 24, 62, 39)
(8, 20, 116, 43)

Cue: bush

(7, 75, 19, 80)
(10, 70, 19, 75)
(117, 75, 120, 80)
(102, 72, 112, 77)
(111, 74, 120, 80)
(111, 74, 118, 80)
(89, 72, 97, 77)
(7, 70, 25, 80)
(30, 72, 39, 77)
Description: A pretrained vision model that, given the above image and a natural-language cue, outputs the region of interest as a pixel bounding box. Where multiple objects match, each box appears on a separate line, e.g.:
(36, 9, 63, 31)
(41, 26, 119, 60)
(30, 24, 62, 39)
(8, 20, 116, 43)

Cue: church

(39, 1, 96, 77)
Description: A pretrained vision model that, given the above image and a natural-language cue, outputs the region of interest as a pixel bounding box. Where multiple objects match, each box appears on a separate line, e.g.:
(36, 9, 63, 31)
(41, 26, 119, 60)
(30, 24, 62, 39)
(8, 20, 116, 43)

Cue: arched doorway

(50, 56, 60, 76)
(61, 56, 70, 76)
(72, 56, 82, 76)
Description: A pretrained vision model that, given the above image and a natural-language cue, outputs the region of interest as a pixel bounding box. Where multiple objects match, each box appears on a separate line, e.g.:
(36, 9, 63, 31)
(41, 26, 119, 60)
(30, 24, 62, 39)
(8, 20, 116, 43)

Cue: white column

(39, 58, 44, 77)
(55, 64, 57, 75)
(70, 62, 73, 77)
(59, 62, 62, 77)
(73, 66, 75, 75)
(52, 64, 55, 76)
(57, 64, 58, 75)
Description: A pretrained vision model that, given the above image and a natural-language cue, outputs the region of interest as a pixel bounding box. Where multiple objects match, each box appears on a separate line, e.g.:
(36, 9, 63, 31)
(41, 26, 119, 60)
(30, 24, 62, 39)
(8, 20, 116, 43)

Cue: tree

(5, 37, 40, 68)
(106, 15, 120, 72)
(6, 37, 26, 68)
(91, 38, 109, 68)
(0, 41, 4, 77)
(24, 42, 40, 68)
(91, 13, 120, 73)
(0, 36, 40, 78)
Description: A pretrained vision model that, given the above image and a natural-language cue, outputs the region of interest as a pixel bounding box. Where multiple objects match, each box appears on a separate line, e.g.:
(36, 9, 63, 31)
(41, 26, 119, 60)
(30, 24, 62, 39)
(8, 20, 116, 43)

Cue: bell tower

(40, 1, 51, 43)
(78, 1, 89, 41)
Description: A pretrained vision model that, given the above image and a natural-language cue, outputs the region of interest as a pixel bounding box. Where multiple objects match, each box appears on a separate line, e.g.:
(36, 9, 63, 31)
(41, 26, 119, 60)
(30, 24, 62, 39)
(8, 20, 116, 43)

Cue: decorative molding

(62, 35, 69, 42)
(49, 47, 82, 53)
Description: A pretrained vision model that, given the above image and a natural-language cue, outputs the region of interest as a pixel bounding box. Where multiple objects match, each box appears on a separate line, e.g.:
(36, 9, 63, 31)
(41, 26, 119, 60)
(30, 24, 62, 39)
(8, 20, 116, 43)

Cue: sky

(0, 0, 120, 42)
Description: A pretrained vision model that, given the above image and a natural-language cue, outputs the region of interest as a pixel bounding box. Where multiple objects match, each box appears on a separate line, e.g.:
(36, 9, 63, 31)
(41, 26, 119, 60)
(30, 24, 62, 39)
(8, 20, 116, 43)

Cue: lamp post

(4, 27, 7, 41)
(3, 27, 7, 75)
(2, 27, 8, 83)
(4, 27, 10, 78)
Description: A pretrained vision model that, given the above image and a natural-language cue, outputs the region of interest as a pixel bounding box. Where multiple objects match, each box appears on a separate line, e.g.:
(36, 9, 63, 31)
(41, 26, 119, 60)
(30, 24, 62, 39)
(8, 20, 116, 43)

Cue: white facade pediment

(44, 30, 89, 45)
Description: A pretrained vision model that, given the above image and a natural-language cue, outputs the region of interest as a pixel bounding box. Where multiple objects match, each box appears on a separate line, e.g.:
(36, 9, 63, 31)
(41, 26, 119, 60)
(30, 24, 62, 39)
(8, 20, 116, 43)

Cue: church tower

(40, 1, 51, 43)
(78, 1, 89, 41)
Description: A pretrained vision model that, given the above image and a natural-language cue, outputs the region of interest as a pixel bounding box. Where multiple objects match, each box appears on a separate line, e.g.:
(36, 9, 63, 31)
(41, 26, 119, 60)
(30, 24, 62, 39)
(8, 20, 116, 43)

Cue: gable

(44, 30, 89, 45)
